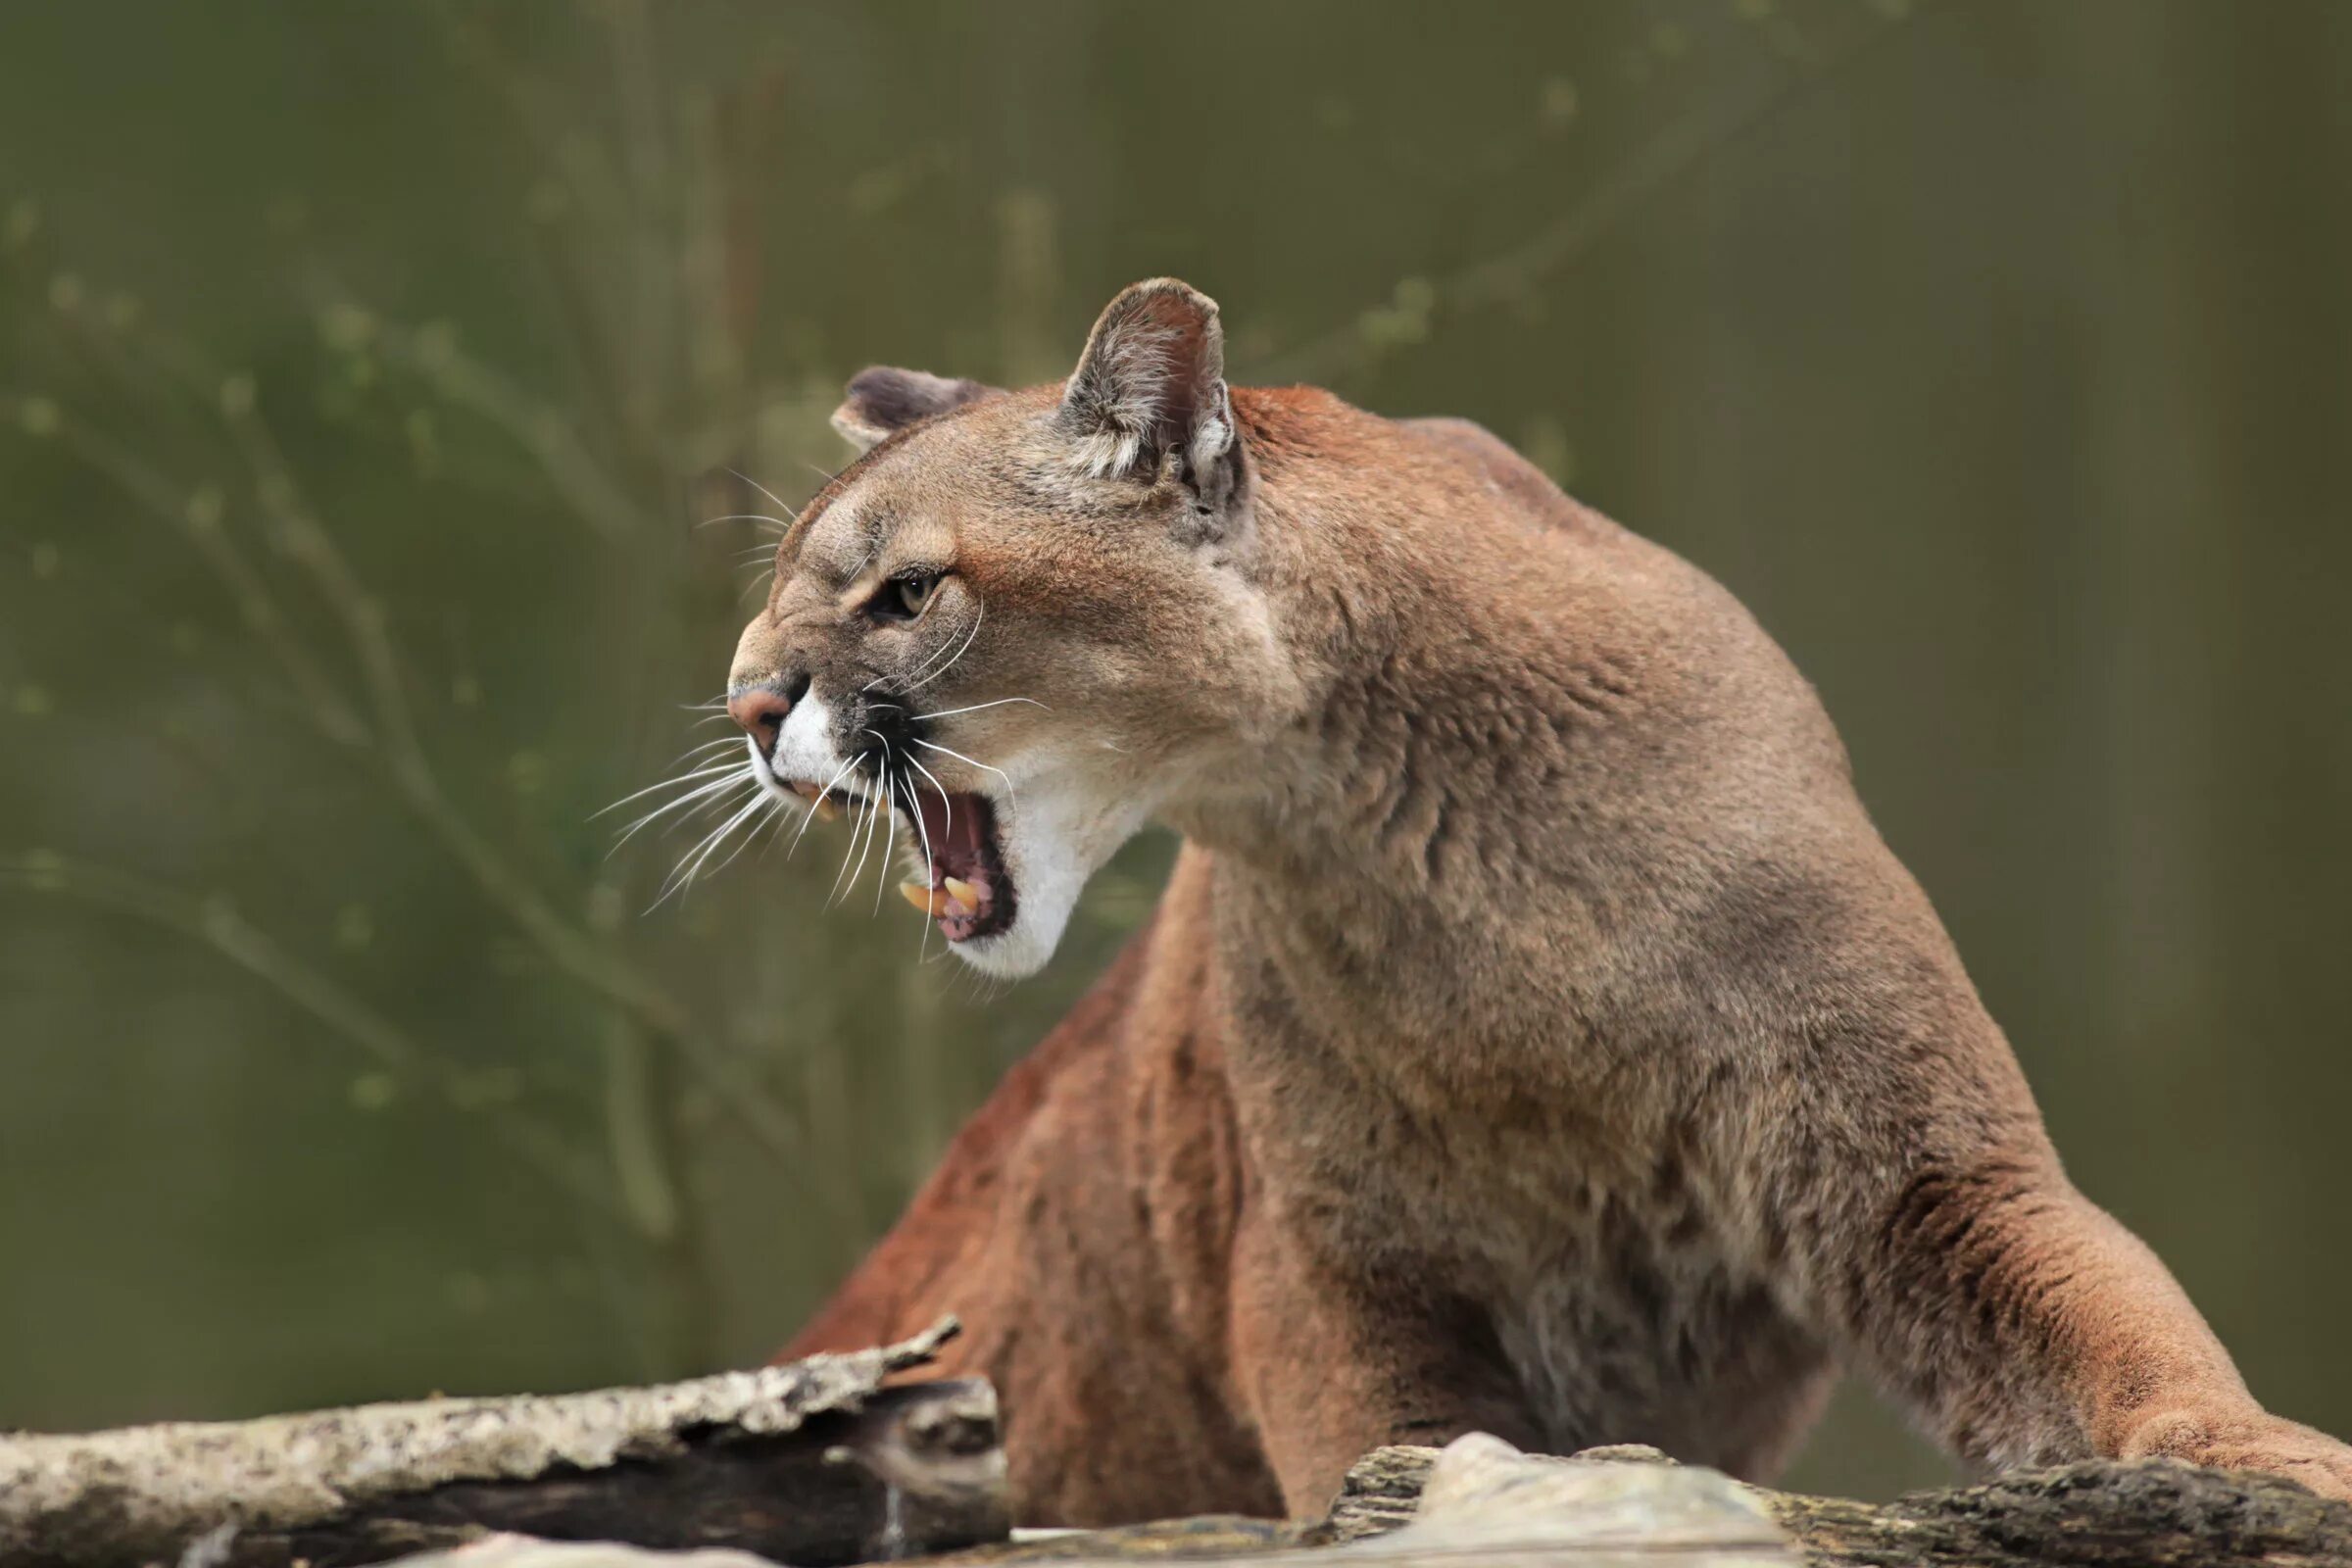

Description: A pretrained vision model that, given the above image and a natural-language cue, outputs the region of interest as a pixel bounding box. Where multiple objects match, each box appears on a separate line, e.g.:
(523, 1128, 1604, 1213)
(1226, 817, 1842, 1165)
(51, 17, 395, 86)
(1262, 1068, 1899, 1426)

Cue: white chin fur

(945, 767, 1150, 980)
(745, 734, 813, 816)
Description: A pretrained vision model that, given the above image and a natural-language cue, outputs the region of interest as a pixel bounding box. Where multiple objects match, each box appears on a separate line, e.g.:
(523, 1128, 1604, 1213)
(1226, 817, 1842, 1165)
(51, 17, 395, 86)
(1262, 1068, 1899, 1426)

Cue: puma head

(725, 279, 1296, 978)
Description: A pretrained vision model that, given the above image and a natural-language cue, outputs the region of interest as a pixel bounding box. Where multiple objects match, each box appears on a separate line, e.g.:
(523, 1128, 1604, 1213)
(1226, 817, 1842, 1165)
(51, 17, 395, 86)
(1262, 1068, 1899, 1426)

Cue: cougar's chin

(911, 769, 1150, 981)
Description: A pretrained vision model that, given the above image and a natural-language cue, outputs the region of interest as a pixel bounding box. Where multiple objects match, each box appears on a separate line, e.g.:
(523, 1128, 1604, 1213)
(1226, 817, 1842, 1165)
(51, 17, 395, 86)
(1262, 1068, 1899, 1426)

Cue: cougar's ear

(830, 367, 998, 453)
(1058, 278, 1238, 503)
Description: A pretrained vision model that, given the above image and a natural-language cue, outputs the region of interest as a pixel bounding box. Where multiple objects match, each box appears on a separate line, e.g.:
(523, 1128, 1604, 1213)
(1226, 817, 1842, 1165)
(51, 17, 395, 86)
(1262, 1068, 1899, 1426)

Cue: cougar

(720, 278, 2352, 1523)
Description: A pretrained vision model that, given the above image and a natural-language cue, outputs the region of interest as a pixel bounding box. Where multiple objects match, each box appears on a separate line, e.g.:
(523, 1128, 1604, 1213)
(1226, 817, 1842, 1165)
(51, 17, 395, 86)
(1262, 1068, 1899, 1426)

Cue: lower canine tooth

(899, 881, 951, 918)
(943, 876, 980, 910)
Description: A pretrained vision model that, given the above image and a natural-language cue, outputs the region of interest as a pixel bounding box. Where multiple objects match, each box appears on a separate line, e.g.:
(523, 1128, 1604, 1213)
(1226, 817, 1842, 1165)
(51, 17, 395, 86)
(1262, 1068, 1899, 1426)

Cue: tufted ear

(830, 367, 998, 453)
(1057, 278, 1237, 502)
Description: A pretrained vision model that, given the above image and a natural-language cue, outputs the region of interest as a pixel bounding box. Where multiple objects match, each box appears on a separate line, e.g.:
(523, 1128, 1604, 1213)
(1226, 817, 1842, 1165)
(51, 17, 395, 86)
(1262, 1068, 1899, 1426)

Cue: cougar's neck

(1157, 391, 1669, 1045)
(1180, 399, 1630, 890)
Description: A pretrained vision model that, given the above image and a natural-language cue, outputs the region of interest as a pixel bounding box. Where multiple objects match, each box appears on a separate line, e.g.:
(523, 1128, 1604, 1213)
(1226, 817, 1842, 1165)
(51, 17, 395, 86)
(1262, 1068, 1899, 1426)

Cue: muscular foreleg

(1791, 1093, 2352, 1500)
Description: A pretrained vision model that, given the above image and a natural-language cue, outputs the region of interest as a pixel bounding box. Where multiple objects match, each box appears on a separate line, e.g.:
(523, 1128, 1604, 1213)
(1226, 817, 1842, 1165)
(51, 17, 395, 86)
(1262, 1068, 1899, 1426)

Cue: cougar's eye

(871, 569, 941, 623)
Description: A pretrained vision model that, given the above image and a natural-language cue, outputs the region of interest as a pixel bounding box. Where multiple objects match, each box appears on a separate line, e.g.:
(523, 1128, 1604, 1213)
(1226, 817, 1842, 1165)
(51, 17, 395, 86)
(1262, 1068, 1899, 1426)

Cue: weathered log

(934, 1434, 1790, 1568)
(1770, 1459, 2352, 1568)
(1312, 1438, 1682, 1545)
(923, 1517, 1309, 1565)
(0, 1320, 1009, 1568)
(927, 1433, 2352, 1568)
(370, 1440, 1788, 1568)
(1321, 1439, 2352, 1568)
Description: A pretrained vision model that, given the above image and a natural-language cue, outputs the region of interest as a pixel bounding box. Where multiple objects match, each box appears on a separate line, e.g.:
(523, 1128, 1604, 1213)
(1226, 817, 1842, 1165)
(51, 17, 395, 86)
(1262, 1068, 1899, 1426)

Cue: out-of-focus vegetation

(2, 0, 2347, 1503)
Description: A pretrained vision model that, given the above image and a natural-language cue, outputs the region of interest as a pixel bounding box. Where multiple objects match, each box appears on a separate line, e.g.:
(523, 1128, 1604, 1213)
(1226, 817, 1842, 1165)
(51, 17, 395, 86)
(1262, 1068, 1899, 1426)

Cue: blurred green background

(3, 0, 2347, 1505)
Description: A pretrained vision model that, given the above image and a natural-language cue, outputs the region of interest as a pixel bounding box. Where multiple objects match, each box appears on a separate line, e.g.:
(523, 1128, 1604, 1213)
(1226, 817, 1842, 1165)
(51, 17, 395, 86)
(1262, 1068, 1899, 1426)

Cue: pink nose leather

(728, 687, 792, 750)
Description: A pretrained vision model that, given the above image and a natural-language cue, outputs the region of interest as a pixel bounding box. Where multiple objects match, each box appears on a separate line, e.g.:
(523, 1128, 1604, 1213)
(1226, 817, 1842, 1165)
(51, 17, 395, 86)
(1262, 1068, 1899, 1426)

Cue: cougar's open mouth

(899, 789, 1015, 943)
(769, 759, 1017, 945)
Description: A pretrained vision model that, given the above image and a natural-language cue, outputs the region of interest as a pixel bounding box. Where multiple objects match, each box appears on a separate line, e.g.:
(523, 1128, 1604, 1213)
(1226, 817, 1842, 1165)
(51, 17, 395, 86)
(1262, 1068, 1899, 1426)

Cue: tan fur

(735, 282, 2352, 1523)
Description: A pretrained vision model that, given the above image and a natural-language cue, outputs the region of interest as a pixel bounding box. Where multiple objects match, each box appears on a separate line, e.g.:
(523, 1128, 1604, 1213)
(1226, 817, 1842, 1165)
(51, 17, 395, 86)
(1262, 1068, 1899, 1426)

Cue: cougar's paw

(2121, 1408, 2352, 1502)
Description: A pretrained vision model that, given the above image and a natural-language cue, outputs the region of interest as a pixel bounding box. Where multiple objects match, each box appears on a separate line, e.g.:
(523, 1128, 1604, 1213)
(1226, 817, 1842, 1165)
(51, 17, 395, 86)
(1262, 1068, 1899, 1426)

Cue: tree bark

(0, 1320, 1007, 1568)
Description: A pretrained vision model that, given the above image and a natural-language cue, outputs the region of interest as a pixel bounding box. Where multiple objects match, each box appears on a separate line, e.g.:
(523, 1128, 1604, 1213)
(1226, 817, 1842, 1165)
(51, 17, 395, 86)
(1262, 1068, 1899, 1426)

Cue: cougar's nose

(727, 678, 801, 757)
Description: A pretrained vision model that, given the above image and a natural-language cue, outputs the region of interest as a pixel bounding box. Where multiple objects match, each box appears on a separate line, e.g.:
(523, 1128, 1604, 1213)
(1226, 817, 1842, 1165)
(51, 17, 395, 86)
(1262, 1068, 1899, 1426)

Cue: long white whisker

(856, 769, 891, 894)
(899, 606, 985, 695)
(678, 775, 767, 826)
(872, 760, 900, 912)
(592, 760, 744, 820)
(725, 468, 803, 526)
(912, 696, 1051, 721)
(600, 754, 741, 813)
(878, 600, 981, 696)
(911, 738, 1015, 802)
(655, 815, 737, 903)
(613, 773, 757, 856)
(854, 768, 890, 899)
(906, 635, 981, 696)
(670, 789, 768, 897)
(662, 736, 748, 771)
(787, 754, 863, 859)
(830, 768, 884, 906)
(652, 788, 769, 909)
(698, 512, 794, 533)
(841, 533, 895, 583)
(905, 752, 956, 843)
(752, 791, 795, 864)
(904, 763, 938, 957)
(704, 793, 786, 882)
(646, 808, 740, 910)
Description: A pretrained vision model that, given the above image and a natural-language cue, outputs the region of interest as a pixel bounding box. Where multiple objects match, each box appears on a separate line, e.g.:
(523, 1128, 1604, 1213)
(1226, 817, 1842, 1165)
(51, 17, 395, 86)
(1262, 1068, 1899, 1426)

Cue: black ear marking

(830, 367, 999, 453)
